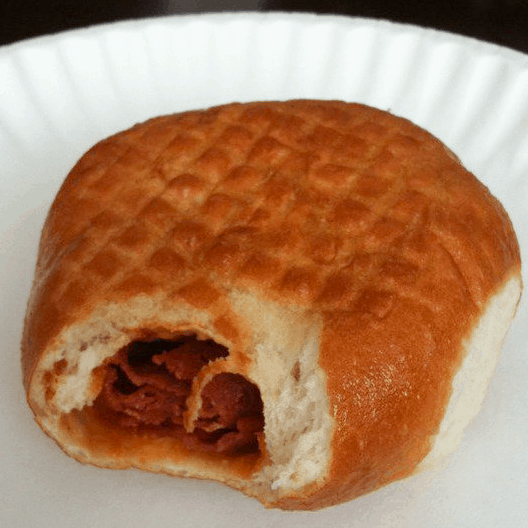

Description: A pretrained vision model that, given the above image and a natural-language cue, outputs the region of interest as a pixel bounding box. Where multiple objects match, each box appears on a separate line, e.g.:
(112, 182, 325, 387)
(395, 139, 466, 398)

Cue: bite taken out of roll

(21, 100, 522, 510)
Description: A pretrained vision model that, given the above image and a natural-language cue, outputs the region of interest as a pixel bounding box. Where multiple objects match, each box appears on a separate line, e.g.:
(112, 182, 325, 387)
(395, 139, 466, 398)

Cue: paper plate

(1, 12, 527, 528)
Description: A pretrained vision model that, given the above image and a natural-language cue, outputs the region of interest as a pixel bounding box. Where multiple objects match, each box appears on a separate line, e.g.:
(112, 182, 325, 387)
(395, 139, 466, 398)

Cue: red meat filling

(94, 335, 264, 455)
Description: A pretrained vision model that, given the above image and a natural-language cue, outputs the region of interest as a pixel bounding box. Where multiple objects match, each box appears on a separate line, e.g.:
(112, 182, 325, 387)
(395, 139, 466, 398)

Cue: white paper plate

(1, 12, 527, 528)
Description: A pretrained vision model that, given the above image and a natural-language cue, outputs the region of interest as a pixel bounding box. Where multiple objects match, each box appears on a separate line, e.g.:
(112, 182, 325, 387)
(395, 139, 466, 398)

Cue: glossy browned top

(22, 100, 521, 507)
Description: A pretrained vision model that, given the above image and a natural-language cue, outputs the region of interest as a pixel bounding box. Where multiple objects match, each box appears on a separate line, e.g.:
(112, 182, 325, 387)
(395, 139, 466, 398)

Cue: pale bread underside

(418, 274, 522, 472)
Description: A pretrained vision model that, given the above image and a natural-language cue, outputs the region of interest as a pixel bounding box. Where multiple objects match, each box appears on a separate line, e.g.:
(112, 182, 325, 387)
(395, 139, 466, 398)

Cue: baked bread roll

(22, 100, 521, 510)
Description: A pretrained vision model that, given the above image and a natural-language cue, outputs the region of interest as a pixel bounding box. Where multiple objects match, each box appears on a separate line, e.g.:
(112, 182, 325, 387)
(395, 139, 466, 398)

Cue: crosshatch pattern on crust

(37, 100, 518, 323)
(21, 100, 522, 512)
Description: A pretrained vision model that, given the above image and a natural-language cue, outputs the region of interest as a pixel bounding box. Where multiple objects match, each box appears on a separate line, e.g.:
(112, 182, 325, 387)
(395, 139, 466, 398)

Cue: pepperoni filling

(93, 335, 264, 455)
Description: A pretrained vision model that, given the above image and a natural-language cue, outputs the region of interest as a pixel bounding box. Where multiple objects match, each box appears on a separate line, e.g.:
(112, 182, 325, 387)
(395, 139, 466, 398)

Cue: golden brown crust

(21, 100, 521, 509)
